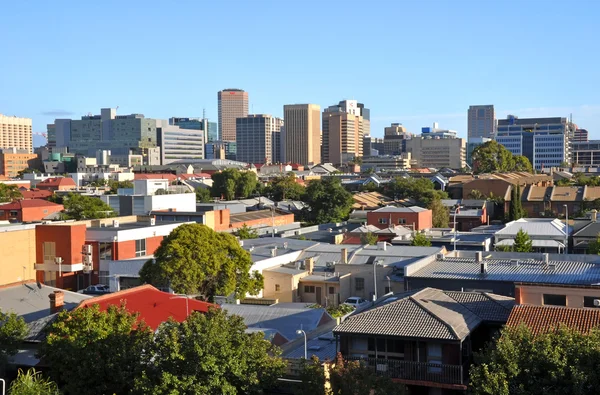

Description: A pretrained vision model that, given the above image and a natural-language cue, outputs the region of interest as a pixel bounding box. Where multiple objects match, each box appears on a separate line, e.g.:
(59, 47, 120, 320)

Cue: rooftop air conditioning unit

(436, 253, 445, 260)
(594, 299, 600, 307)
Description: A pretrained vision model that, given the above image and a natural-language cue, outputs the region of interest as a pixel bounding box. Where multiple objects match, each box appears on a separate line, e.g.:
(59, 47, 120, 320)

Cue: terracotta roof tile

(507, 304, 600, 335)
(0, 199, 63, 210)
(37, 177, 76, 187)
(133, 174, 177, 181)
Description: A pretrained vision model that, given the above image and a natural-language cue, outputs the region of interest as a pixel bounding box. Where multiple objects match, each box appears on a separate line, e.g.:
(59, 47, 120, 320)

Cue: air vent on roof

(308, 346, 322, 351)
(510, 259, 520, 266)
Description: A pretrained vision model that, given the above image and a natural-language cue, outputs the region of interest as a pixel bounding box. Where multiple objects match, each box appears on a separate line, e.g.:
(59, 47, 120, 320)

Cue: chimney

(305, 257, 315, 274)
(49, 290, 64, 314)
(271, 246, 278, 257)
(341, 248, 348, 264)
(377, 241, 387, 251)
(593, 209, 598, 222)
(475, 251, 483, 263)
(480, 261, 488, 275)
(514, 286, 522, 305)
(543, 253, 549, 267)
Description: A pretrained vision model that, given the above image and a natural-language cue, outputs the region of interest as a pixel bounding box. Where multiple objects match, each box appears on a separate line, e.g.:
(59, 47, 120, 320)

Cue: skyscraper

(322, 100, 369, 165)
(218, 89, 248, 142)
(283, 104, 321, 165)
(236, 114, 283, 164)
(0, 114, 33, 153)
(468, 105, 496, 139)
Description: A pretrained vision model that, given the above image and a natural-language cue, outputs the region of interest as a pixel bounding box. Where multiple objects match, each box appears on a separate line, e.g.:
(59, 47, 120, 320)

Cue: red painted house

(0, 199, 63, 222)
(36, 177, 77, 192)
(78, 285, 215, 330)
(367, 206, 432, 231)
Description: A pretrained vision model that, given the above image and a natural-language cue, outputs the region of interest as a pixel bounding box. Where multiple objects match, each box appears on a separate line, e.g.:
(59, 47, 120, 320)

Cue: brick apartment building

(367, 206, 432, 231)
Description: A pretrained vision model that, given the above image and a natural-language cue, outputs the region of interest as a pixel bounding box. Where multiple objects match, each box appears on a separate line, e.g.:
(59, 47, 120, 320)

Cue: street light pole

(296, 329, 307, 359)
(564, 204, 568, 255)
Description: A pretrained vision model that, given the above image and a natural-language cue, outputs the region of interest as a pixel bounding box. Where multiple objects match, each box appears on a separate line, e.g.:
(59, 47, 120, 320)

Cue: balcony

(347, 357, 466, 388)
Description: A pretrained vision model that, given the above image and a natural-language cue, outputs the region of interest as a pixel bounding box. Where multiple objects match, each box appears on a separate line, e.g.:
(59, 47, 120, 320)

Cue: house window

(9, 210, 18, 217)
(543, 294, 567, 306)
(329, 286, 335, 295)
(98, 242, 113, 260)
(427, 343, 443, 372)
(584, 296, 600, 308)
(304, 285, 315, 293)
(275, 284, 281, 292)
(398, 218, 406, 224)
(135, 239, 146, 257)
(355, 277, 365, 291)
(378, 218, 388, 224)
(43, 242, 56, 263)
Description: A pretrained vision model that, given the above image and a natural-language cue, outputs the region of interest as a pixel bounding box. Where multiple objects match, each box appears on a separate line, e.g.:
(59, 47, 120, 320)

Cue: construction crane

(32, 132, 47, 139)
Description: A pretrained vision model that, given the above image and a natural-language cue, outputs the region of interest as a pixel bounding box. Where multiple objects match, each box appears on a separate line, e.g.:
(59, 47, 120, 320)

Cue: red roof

(507, 304, 600, 335)
(77, 285, 216, 330)
(178, 173, 212, 180)
(20, 189, 53, 200)
(37, 177, 76, 187)
(134, 173, 177, 181)
(0, 199, 62, 210)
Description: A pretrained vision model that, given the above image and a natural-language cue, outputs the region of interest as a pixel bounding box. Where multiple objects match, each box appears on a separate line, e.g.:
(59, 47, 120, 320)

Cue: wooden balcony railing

(347, 357, 465, 385)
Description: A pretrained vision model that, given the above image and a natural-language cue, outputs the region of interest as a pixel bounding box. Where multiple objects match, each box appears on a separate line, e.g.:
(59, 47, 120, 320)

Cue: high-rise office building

(574, 128, 589, 142)
(48, 108, 159, 160)
(282, 104, 321, 165)
(322, 100, 369, 165)
(218, 89, 248, 142)
(236, 115, 283, 164)
(404, 123, 466, 169)
(157, 120, 205, 164)
(495, 115, 574, 170)
(572, 140, 600, 166)
(468, 105, 496, 139)
(169, 117, 218, 143)
(0, 114, 33, 153)
(383, 123, 411, 155)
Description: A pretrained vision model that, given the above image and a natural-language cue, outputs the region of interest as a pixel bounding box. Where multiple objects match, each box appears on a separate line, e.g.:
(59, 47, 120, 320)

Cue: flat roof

(88, 220, 185, 231)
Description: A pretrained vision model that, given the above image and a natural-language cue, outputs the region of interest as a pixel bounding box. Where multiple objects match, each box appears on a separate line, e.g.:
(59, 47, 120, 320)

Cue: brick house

(0, 199, 63, 222)
(367, 206, 432, 231)
(36, 177, 77, 191)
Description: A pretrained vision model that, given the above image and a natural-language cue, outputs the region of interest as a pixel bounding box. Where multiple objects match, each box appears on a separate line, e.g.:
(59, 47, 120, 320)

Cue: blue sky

(1, 0, 599, 147)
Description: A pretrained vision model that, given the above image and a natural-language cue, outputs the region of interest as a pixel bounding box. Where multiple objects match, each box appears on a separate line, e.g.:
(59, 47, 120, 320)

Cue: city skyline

(1, 0, 599, 148)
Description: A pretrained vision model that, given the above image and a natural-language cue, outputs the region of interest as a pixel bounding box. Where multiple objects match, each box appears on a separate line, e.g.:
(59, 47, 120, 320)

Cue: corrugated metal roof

(408, 257, 600, 285)
(496, 239, 565, 248)
(495, 218, 567, 237)
(284, 332, 337, 360)
(373, 206, 428, 213)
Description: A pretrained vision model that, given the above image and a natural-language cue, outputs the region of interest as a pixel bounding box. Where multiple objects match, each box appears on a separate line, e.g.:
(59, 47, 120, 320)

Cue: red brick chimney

(514, 286, 522, 305)
(49, 290, 65, 313)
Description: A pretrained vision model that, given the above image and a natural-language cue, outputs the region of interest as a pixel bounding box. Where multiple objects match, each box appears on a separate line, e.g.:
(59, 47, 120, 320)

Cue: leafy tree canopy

(40, 304, 153, 395)
(302, 178, 354, 225)
(139, 223, 263, 299)
(265, 173, 305, 201)
(8, 368, 60, 395)
(430, 197, 449, 228)
(469, 324, 600, 395)
(0, 310, 28, 369)
(360, 232, 378, 245)
(235, 223, 259, 239)
(61, 193, 116, 220)
(384, 177, 447, 206)
(0, 184, 23, 202)
(211, 169, 258, 200)
(195, 186, 212, 203)
(134, 308, 286, 395)
(472, 141, 533, 174)
(411, 232, 432, 247)
(513, 228, 533, 253)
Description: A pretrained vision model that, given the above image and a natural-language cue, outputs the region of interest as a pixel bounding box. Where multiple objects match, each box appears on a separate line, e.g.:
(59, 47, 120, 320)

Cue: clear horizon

(1, 0, 599, 147)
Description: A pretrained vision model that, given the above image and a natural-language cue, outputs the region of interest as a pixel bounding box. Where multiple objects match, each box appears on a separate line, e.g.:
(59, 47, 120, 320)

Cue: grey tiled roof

(333, 288, 493, 341)
(407, 257, 600, 285)
(573, 221, 600, 238)
(444, 291, 514, 322)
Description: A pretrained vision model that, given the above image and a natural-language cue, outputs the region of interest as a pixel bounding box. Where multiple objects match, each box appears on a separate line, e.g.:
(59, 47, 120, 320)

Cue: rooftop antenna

(203, 108, 206, 119)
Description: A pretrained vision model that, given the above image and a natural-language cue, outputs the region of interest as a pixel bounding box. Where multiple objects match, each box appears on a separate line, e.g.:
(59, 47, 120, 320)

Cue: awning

(496, 239, 565, 248)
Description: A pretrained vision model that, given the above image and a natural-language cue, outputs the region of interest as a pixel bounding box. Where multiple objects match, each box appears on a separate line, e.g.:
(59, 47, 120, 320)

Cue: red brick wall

(116, 240, 136, 260)
(36, 224, 87, 265)
(367, 210, 432, 231)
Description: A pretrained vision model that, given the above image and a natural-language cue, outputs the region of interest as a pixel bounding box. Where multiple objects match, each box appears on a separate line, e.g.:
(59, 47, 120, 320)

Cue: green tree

(471, 141, 516, 174)
(237, 171, 258, 199)
(235, 223, 259, 239)
(8, 368, 60, 395)
(384, 177, 447, 206)
(0, 310, 27, 369)
(195, 187, 212, 203)
(513, 228, 533, 252)
(266, 173, 305, 201)
(296, 356, 327, 395)
(360, 232, 378, 245)
(139, 223, 263, 299)
(302, 178, 353, 224)
(588, 234, 600, 254)
(514, 155, 533, 172)
(0, 184, 23, 202)
(330, 354, 408, 395)
(411, 232, 432, 246)
(107, 180, 133, 194)
(468, 189, 485, 200)
(134, 308, 286, 395)
(508, 185, 525, 221)
(515, 184, 525, 218)
(430, 197, 449, 228)
(40, 304, 153, 395)
(61, 193, 116, 220)
(211, 169, 258, 200)
(469, 324, 600, 395)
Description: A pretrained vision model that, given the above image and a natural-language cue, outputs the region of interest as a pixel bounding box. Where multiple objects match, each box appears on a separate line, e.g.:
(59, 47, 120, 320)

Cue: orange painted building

(204, 209, 295, 232)
(367, 206, 432, 231)
(0, 199, 63, 223)
(0, 151, 38, 177)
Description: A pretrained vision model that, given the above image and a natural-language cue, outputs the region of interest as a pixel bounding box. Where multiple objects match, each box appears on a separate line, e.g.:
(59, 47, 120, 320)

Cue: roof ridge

(79, 284, 158, 307)
(409, 289, 460, 340)
(481, 292, 513, 311)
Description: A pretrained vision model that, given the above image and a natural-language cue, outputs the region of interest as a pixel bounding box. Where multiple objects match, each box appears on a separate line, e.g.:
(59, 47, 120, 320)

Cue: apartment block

(0, 114, 33, 153)
(468, 104, 496, 139)
(495, 115, 574, 170)
(0, 148, 38, 177)
(383, 123, 410, 155)
(235, 114, 283, 164)
(322, 100, 369, 165)
(283, 104, 321, 165)
(405, 130, 466, 169)
(157, 121, 205, 164)
(218, 89, 248, 142)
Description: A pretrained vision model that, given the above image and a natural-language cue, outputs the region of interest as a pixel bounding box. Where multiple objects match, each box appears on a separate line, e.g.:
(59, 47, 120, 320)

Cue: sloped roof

(507, 304, 600, 335)
(444, 291, 514, 322)
(134, 173, 178, 181)
(20, 189, 53, 200)
(573, 221, 600, 238)
(77, 285, 214, 330)
(373, 206, 428, 213)
(551, 186, 584, 202)
(334, 288, 513, 341)
(525, 185, 553, 201)
(0, 199, 63, 210)
(37, 177, 76, 187)
(496, 218, 567, 237)
(584, 187, 600, 201)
